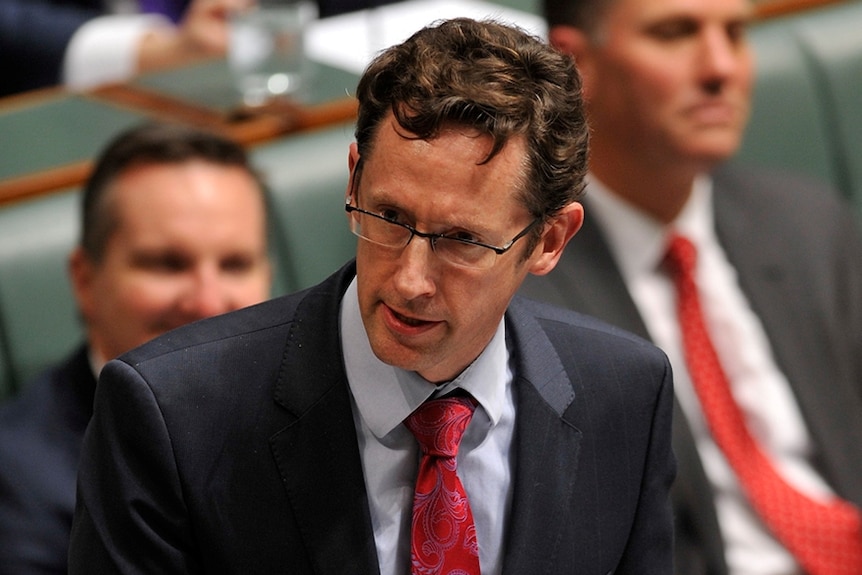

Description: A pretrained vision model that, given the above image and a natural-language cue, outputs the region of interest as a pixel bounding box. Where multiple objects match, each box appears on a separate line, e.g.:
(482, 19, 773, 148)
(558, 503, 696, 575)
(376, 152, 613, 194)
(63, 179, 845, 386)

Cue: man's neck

(589, 145, 714, 224)
(86, 344, 108, 380)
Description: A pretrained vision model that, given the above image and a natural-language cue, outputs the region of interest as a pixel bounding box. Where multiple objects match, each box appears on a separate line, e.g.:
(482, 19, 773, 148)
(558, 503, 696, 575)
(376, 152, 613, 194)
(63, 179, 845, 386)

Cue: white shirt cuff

(63, 14, 172, 90)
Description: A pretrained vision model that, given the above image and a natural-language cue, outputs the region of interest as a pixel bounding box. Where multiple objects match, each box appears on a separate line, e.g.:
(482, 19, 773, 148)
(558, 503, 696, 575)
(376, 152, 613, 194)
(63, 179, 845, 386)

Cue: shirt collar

(339, 277, 508, 440)
(88, 346, 107, 379)
(585, 173, 715, 276)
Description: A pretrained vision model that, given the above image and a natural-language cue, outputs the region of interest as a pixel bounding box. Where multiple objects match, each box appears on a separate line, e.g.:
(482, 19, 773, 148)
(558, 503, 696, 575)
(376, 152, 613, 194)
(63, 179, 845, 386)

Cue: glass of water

(228, 0, 318, 107)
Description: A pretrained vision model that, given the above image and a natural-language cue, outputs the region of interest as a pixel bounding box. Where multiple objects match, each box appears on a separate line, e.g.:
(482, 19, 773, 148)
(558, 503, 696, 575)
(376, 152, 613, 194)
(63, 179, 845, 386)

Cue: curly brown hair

(353, 17, 588, 235)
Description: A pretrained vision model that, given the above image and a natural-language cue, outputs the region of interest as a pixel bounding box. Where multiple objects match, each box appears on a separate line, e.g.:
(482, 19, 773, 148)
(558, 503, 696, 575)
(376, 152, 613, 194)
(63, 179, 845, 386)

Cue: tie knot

(405, 395, 477, 458)
(665, 234, 697, 279)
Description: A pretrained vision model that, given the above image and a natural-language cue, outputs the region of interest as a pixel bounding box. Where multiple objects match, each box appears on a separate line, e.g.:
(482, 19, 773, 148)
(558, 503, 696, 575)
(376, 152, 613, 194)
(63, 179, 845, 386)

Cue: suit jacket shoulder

(502, 296, 676, 574)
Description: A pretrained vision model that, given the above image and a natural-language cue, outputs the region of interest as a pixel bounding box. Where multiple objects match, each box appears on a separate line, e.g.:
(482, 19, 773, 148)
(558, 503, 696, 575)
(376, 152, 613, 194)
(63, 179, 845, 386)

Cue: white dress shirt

(339, 277, 515, 575)
(587, 174, 837, 575)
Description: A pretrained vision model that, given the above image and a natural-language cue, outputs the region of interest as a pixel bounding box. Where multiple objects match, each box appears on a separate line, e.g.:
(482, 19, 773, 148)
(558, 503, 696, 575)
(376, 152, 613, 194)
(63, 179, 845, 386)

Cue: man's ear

(528, 202, 584, 276)
(548, 25, 596, 97)
(346, 142, 359, 202)
(68, 247, 96, 323)
(548, 25, 587, 58)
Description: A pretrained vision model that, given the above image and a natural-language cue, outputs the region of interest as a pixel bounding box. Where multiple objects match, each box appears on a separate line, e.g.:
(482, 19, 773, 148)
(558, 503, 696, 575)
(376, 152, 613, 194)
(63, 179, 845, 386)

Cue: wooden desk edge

(753, 0, 848, 19)
(0, 162, 91, 206)
(0, 90, 357, 207)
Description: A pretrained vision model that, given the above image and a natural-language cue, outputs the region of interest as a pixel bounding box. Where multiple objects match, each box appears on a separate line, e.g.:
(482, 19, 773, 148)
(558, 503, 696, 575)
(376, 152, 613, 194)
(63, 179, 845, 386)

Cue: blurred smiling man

(0, 122, 271, 575)
(71, 127, 272, 366)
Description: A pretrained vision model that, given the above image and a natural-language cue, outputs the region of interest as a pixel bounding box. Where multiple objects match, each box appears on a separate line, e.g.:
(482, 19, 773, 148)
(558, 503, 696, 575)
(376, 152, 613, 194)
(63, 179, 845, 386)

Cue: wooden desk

(0, 59, 358, 206)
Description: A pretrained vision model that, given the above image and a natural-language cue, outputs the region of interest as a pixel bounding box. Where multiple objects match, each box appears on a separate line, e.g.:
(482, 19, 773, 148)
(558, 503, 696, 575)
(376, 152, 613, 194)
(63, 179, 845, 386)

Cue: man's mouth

(391, 308, 431, 327)
(689, 101, 737, 125)
(383, 303, 442, 334)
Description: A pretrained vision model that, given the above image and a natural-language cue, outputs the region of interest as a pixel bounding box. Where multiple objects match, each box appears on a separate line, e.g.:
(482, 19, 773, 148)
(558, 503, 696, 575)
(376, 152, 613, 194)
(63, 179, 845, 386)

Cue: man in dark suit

(68, 18, 676, 574)
(0, 122, 272, 574)
(520, 0, 862, 573)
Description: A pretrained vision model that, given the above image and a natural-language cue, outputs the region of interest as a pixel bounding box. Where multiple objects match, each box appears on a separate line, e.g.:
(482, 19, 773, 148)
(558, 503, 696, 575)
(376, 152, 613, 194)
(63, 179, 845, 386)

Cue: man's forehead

(610, 0, 752, 23)
(369, 115, 526, 161)
(358, 119, 531, 215)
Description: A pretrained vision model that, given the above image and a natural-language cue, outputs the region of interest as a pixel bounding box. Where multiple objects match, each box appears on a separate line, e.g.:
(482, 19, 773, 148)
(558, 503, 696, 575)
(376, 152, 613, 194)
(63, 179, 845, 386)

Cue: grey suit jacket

(69, 260, 676, 574)
(520, 165, 862, 575)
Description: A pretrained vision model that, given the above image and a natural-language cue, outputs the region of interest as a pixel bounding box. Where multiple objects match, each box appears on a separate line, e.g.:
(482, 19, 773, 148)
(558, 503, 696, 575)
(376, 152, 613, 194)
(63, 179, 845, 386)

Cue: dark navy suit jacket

(0, 346, 96, 575)
(520, 165, 862, 575)
(0, 0, 104, 96)
(70, 261, 676, 574)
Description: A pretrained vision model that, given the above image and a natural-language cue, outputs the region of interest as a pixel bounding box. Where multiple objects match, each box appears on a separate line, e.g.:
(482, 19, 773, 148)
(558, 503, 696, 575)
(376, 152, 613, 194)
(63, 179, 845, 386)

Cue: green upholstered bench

(795, 1, 862, 215)
(252, 122, 357, 295)
(0, 191, 82, 399)
(734, 0, 862, 216)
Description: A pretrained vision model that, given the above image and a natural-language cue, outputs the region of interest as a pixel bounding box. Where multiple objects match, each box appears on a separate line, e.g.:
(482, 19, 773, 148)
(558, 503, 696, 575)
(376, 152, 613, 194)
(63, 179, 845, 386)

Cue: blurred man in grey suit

(520, 0, 862, 573)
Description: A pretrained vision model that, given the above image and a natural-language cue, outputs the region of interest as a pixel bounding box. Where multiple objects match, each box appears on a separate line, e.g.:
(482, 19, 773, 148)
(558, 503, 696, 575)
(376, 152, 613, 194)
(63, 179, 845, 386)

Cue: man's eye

(448, 230, 480, 244)
(647, 19, 697, 41)
(726, 21, 747, 45)
(134, 253, 188, 273)
(379, 208, 402, 223)
(221, 255, 256, 274)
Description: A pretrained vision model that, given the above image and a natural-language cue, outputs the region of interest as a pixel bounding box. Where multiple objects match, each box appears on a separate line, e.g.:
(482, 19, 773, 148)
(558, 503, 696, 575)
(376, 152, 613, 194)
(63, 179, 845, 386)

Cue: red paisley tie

(404, 395, 481, 575)
(665, 234, 862, 575)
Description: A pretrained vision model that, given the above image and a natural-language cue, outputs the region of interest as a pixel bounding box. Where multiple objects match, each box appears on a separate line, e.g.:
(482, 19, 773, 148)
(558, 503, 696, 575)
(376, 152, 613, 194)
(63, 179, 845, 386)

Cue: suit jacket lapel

(500, 300, 583, 573)
(268, 264, 381, 575)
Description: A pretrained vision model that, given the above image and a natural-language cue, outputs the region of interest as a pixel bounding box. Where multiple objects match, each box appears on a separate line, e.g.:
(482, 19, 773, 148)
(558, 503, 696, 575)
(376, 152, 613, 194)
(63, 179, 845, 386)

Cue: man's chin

(681, 139, 741, 168)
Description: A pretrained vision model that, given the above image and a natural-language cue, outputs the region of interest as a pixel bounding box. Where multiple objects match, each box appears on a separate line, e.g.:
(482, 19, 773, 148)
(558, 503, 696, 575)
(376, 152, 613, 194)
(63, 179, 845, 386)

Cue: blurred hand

(136, 0, 255, 73)
(179, 0, 255, 55)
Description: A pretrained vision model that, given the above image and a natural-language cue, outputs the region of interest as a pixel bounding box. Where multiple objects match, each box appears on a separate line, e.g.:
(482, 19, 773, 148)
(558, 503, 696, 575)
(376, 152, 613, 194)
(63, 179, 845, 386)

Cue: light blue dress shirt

(339, 277, 515, 575)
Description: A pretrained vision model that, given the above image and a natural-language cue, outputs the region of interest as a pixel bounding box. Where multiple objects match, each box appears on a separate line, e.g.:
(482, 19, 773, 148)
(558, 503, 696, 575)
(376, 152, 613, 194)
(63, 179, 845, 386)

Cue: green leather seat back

(734, 1, 862, 219)
(793, 1, 862, 214)
(735, 11, 837, 186)
(0, 191, 82, 399)
(252, 122, 358, 294)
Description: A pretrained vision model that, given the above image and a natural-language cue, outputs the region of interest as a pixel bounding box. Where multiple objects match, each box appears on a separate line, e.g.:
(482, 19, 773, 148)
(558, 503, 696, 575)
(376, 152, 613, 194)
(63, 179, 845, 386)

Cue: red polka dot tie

(404, 395, 481, 575)
(665, 234, 862, 574)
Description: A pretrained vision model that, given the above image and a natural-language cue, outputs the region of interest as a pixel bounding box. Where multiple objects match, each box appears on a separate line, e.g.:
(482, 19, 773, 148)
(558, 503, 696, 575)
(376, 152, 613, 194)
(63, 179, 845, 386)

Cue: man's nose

(181, 266, 230, 319)
(391, 236, 438, 300)
(698, 27, 744, 86)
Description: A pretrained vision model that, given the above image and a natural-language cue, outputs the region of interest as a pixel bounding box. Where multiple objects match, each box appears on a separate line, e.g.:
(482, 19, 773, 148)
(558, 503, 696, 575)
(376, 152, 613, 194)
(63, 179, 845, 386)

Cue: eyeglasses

(345, 201, 541, 270)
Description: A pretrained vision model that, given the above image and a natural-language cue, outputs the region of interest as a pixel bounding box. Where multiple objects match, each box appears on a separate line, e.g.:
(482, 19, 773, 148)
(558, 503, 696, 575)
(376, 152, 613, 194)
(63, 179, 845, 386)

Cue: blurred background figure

(0, 122, 272, 574)
(0, 0, 255, 97)
(520, 0, 862, 573)
(0, 0, 403, 98)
